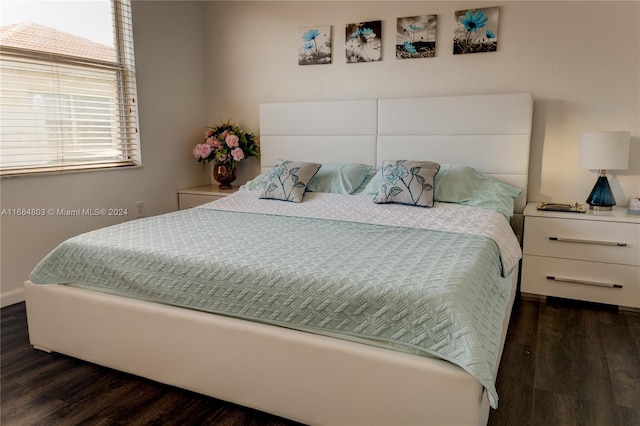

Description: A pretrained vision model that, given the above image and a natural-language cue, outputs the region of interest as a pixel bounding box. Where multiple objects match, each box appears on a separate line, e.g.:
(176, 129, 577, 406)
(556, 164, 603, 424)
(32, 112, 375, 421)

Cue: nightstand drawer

(522, 256, 640, 308)
(523, 217, 640, 266)
(178, 193, 223, 210)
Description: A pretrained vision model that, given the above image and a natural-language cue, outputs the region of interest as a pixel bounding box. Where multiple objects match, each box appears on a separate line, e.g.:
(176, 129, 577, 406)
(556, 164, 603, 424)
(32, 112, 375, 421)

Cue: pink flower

(210, 138, 222, 149)
(231, 147, 245, 161)
(193, 143, 212, 159)
(225, 134, 239, 148)
(201, 144, 212, 158)
(194, 122, 258, 166)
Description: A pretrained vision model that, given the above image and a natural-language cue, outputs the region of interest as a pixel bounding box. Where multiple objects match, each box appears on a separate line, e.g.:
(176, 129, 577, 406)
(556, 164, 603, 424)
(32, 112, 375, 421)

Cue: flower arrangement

(193, 120, 259, 166)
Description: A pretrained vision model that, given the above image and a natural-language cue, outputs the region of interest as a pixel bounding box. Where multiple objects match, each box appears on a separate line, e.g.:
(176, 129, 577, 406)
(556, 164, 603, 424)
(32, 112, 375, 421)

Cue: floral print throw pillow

(373, 160, 440, 207)
(259, 160, 321, 203)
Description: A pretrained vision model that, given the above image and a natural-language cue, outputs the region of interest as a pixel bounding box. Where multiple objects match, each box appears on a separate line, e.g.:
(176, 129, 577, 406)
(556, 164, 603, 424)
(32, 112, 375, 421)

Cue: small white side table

(177, 185, 239, 210)
(521, 202, 640, 309)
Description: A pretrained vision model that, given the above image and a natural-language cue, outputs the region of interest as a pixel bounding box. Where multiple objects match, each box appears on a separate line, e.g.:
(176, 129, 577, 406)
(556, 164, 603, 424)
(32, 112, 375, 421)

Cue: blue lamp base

(585, 172, 616, 211)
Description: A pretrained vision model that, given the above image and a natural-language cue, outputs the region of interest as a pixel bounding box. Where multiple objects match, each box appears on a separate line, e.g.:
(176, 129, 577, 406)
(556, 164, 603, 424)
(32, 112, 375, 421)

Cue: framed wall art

(298, 25, 332, 65)
(345, 20, 382, 63)
(396, 15, 437, 59)
(453, 7, 499, 55)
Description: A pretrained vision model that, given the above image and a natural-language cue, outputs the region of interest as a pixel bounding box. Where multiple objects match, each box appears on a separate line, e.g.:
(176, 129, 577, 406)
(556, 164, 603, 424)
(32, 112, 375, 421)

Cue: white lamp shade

(580, 131, 630, 170)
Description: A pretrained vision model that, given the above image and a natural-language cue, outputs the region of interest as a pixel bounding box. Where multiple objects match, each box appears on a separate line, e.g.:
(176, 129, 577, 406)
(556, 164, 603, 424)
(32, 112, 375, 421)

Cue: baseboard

(1, 287, 25, 308)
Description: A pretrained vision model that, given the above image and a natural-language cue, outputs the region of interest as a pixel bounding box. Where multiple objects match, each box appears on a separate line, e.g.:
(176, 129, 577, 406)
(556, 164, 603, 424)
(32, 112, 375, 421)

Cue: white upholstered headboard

(259, 93, 533, 224)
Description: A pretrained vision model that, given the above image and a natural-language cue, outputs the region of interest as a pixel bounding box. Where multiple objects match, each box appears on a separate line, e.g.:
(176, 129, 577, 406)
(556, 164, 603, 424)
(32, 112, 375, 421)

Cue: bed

(25, 92, 533, 426)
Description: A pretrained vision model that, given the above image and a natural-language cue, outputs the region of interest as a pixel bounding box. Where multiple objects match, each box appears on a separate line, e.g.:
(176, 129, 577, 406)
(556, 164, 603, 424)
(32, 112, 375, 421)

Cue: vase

(212, 162, 237, 189)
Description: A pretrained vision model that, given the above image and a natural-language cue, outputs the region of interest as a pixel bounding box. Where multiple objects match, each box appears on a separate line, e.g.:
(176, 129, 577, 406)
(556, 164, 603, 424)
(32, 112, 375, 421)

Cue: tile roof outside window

(0, 21, 115, 62)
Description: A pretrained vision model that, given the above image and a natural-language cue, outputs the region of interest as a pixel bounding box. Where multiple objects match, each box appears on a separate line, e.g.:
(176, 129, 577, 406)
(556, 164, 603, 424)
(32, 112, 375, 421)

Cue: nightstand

(177, 185, 238, 210)
(521, 202, 640, 309)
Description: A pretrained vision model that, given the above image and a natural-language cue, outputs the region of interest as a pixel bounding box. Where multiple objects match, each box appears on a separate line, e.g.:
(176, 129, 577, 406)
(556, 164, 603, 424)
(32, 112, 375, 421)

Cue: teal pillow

(359, 164, 521, 218)
(434, 164, 522, 218)
(354, 169, 382, 196)
(307, 162, 372, 194)
(259, 160, 321, 203)
(240, 171, 270, 191)
(373, 160, 440, 207)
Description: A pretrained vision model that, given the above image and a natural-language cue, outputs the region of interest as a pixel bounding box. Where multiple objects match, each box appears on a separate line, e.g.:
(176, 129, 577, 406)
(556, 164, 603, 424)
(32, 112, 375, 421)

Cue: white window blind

(0, 0, 140, 176)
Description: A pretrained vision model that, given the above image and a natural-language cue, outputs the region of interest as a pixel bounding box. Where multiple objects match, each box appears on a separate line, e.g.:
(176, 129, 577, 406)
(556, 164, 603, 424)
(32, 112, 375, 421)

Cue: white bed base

(25, 93, 533, 425)
(25, 273, 516, 426)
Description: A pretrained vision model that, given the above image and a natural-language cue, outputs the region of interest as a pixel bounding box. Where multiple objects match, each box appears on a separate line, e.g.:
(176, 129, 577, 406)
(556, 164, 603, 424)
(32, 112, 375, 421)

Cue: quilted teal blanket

(30, 196, 515, 408)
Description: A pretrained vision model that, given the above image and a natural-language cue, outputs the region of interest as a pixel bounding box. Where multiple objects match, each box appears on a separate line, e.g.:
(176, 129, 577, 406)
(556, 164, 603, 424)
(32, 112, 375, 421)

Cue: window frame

(0, 0, 140, 177)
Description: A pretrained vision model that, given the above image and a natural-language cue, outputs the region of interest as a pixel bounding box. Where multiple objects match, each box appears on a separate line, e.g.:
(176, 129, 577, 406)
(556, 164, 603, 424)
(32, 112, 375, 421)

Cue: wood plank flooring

(490, 297, 640, 426)
(2, 297, 639, 425)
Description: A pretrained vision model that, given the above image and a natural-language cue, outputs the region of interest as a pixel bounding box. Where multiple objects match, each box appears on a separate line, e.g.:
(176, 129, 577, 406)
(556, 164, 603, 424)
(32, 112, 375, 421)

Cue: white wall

(0, 1, 209, 306)
(205, 0, 639, 203)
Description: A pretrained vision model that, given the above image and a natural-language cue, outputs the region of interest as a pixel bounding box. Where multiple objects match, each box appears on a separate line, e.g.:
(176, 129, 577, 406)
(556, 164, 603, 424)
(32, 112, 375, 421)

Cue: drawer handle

(549, 237, 626, 247)
(546, 276, 623, 289)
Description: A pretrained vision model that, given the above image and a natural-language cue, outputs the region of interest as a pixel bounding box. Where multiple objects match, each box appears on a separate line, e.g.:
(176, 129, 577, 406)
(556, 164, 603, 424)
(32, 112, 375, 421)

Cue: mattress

(30, 191, 521, 408)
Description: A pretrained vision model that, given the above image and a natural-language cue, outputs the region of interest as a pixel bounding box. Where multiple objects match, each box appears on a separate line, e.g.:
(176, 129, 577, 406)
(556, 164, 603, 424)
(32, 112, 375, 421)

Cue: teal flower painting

(345, 20, 382, 63)
(396, 15, 437, 59)
(298, 25, 331, 65)
(453, 7, 499, 54)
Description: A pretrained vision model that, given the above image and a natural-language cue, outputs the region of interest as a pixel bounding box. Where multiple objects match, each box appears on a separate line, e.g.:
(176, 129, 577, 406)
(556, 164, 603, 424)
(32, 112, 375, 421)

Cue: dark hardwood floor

(2, 297, 639, 425)
(490, 296, 640, 426)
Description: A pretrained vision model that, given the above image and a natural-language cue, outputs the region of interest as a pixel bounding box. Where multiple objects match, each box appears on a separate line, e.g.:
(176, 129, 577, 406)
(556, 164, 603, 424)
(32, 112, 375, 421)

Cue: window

(0, 0, 139, 176)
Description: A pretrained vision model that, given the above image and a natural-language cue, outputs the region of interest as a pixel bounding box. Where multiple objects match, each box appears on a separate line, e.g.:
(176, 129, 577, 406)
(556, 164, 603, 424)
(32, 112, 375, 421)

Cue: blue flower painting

(396, 15, 437, 59)
(453, 7, 499, 55)
(345, 20, 382, 63)
(298, 25, 332, 65)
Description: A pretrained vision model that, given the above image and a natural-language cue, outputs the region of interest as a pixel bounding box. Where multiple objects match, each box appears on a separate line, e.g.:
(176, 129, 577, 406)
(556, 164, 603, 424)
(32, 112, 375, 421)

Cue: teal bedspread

(30, 206, 513, 408)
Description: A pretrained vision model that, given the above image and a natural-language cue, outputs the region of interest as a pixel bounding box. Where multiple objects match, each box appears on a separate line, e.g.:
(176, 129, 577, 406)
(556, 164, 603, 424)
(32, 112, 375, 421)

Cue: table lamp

(580, 131, 630, 211)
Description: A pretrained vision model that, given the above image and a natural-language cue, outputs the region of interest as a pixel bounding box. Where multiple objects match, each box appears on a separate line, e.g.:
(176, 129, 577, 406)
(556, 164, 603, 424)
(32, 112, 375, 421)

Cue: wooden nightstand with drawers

(521, 202, 640, 310)
(177, 185, 238, 210)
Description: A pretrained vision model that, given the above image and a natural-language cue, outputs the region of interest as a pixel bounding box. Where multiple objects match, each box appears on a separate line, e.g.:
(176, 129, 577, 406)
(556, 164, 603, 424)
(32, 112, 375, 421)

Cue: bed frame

(25, 93, 533, 425)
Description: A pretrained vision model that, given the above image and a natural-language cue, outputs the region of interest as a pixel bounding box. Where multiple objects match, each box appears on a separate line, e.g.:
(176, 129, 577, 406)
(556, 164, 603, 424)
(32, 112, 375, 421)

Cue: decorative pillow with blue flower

(259, 160, 321, 203)
(373, 160, 440, 207)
